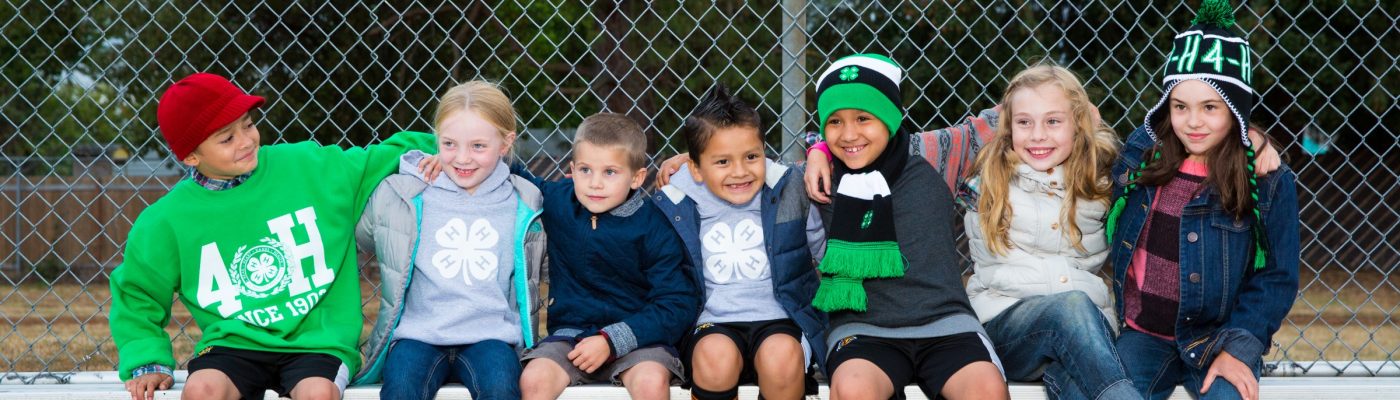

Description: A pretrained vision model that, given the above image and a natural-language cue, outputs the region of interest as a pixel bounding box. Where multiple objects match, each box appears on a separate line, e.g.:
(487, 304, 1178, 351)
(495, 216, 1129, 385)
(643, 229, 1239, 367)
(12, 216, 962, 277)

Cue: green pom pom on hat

(1191, 0, 1237, 29)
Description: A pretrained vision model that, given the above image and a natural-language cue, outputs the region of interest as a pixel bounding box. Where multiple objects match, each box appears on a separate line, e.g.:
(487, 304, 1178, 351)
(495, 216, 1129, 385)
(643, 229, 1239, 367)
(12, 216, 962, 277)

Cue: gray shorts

(521, 340, 684, 385)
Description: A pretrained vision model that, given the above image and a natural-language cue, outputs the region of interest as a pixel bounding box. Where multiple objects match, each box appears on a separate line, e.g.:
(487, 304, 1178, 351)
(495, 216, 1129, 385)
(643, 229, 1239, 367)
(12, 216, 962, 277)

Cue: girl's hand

(417, 155, 443, 182)
(567, 335, 612, 374)
(654, 153, 691, 189)
(804, 146, 833, 204)
(124, 373, 173, 400)
(1201, 351, 1258, 400)
(1248, 128, 1279, 176)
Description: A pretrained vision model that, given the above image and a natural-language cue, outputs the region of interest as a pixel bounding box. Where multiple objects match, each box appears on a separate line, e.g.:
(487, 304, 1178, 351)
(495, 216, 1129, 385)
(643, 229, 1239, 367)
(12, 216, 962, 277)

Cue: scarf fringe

(819, 239, 906, 278)
(813, 276, 867, 312)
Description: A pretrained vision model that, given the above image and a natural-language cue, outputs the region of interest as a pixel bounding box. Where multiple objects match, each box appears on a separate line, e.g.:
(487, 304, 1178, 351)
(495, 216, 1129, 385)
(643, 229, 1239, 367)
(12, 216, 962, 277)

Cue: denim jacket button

(1234, 219, 1245, 228)
(1187, 232, 1199, 242)
(675, 216, 682, 222)
(1189, 273, 1201, 283)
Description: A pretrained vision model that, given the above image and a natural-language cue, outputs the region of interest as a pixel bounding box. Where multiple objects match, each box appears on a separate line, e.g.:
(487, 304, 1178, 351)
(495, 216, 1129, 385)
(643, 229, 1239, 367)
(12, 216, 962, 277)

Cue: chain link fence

(2, 0, 1396, 379)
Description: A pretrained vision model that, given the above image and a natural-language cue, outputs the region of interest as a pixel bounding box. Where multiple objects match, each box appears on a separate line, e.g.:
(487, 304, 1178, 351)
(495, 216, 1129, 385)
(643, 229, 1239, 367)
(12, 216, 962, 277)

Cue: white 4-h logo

(196, 207, 332, 318)
(228, 237, 293, 299)
(431, 218, 500, 285)
(702, 218, 768, 283)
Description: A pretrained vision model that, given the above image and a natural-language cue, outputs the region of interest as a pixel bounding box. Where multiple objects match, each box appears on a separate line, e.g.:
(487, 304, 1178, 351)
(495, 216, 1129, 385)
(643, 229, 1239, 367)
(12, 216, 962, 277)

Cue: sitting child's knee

(179, 381, 220, 399)
(830, 379, 879, 400)
(624, 363, 672, 387)
(181, 372, 235, 400)
(290, 378, 340, 400)
(754, 337, 804, 373)
(693, 336, 740, 363)
(520, 360, 567, 388)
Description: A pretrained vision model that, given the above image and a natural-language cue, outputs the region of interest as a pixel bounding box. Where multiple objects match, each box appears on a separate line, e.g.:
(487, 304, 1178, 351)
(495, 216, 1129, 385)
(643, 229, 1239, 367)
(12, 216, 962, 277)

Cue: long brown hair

(1137, 118, 1260, 218)
(970, 65, 1119, 255)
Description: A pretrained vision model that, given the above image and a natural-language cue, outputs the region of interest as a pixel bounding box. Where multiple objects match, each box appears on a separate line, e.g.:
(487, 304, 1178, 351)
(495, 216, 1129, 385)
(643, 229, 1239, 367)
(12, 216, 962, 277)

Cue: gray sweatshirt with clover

(672, 165, 788, 324)
(393, 152, 520, 346)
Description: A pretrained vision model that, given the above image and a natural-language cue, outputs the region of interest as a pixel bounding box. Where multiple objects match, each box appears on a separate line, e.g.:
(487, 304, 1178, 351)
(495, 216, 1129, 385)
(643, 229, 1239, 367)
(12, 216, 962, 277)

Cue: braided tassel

(1105, 197, 1127, 242)
(1107, 156, 1153, 241)
(1245, 148, 1269, 270)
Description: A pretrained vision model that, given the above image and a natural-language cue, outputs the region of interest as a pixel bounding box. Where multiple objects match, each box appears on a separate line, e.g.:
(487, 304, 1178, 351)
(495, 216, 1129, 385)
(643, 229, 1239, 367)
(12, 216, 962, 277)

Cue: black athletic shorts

(187, 346, 348, 400)
(681, 319, 816, 393)
(825, 332, 1001, 400)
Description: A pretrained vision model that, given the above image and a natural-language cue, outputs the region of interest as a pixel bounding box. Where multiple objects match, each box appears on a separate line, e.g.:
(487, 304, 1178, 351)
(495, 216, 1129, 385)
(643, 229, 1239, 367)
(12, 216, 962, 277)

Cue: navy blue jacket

(653, 161, 829, 368)
(513, 163, 701, 356)
(1109, 126, 1300, 370)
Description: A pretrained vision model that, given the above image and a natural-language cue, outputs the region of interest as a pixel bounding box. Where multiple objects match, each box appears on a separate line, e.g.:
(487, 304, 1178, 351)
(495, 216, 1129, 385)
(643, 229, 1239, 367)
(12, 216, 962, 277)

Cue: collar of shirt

(189, 168, 252, 191)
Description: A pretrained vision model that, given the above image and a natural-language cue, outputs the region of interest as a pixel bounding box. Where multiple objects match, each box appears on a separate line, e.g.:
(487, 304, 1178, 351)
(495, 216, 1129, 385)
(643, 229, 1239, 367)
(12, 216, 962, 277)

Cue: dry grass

(1, 268, 1393, 372)
(0, 277, 383, 372)
(1268, 268, 1398, 363)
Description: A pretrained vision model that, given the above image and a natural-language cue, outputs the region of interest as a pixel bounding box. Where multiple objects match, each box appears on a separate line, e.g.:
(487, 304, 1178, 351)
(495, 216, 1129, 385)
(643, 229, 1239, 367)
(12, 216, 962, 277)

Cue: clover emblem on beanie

(839, 66, 859, 81)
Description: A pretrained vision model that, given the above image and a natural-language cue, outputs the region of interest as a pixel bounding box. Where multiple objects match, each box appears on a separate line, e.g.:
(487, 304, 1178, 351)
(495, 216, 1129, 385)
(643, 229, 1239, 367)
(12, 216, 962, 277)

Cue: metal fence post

(779, 0, 808, 162)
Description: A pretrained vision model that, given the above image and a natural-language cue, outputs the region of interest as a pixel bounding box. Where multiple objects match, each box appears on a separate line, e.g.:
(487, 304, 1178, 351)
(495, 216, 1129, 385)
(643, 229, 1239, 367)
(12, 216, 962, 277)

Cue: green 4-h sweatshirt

(109, 132, 436, 380)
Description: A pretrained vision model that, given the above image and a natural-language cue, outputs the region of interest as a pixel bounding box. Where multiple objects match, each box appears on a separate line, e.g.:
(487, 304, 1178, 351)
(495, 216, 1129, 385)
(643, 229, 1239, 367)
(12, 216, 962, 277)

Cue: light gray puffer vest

(352, 172, 546, 385)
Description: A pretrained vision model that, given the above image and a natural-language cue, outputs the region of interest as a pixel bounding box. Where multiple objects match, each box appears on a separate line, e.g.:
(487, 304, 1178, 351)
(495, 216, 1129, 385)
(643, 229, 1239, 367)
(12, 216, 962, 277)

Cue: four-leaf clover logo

(701, 219, 769, 283)
(247, 254, 279, 285)
(431, 218, 500, 285)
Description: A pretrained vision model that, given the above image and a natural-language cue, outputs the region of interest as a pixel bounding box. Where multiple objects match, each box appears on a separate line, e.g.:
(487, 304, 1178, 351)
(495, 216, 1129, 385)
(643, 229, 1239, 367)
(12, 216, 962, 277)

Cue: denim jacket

(1108, 125, 1299, 370)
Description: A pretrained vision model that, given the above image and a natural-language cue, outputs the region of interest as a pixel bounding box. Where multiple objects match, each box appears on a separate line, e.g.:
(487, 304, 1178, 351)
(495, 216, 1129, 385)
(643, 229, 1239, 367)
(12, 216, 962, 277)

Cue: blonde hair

(970, 64, 1120, 255)
(435, 80, 517, 141)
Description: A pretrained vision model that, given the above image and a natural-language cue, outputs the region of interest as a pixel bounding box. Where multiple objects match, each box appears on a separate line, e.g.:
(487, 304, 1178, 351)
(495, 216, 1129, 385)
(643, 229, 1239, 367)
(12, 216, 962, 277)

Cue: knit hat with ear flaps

(1110, 0, 1270, 271)
(1143, 0, 1257, 147)
(815, 54, 904, 140)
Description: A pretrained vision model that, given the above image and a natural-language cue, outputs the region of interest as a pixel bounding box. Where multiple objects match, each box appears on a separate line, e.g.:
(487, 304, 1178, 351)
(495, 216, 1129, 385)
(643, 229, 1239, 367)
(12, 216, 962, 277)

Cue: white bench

(2, 373, 1399, 400)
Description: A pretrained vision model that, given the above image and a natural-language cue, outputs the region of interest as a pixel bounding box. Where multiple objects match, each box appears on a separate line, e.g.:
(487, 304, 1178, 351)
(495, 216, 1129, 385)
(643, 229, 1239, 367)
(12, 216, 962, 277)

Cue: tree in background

(2, 0, 1394, 175)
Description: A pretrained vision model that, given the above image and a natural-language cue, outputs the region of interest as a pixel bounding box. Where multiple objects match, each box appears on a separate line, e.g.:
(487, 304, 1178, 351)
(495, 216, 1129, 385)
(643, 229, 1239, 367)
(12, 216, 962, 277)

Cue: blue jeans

(984, 291, 1140, 400)
(1116, 330, 1261, 400)
(381, 338, 522, 400)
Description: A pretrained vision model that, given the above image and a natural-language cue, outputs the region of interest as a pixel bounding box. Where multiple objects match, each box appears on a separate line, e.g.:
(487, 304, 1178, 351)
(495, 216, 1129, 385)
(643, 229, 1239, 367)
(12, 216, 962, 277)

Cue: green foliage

(2, 0, 1394, 175)
(31, 256, 66, 284)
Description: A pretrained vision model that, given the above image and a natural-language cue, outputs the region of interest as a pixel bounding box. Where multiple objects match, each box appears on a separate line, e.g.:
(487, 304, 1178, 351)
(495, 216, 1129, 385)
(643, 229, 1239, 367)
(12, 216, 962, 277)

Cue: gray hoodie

(392, 151, 521, 346)
(671, 164, 788, 324)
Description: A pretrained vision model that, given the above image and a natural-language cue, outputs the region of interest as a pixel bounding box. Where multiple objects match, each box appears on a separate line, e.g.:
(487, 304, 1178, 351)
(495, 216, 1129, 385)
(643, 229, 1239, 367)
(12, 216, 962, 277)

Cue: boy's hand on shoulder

(567, 335, 612, 374)
(804, 145, 833, 204)
(654, 153, 691, 188)
(418, 155, 443, 182)
(124, 373, 173, 400)
(1248, 127, 1280, 176)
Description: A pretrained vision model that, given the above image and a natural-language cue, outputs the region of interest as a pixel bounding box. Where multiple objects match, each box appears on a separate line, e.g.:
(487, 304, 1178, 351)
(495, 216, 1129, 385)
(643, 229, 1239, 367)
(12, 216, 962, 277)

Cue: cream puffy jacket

(963, 164, 1116, 331)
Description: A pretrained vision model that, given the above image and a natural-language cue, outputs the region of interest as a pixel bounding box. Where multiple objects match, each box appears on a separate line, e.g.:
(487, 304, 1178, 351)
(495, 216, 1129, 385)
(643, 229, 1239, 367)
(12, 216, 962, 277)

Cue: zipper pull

(591, 215, 597, 230)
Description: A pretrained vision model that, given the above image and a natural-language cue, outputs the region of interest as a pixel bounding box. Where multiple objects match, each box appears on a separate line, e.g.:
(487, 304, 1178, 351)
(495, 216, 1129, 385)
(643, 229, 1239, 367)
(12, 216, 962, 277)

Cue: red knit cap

(157, 73, 265, 160)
